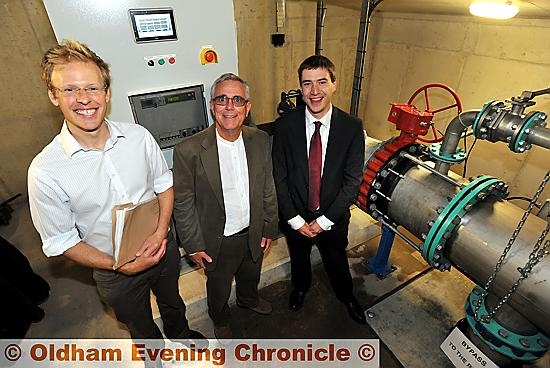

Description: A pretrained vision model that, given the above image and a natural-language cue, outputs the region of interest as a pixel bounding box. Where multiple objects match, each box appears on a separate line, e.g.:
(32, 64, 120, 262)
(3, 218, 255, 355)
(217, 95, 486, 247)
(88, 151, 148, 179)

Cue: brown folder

(111, 196, 160, 270)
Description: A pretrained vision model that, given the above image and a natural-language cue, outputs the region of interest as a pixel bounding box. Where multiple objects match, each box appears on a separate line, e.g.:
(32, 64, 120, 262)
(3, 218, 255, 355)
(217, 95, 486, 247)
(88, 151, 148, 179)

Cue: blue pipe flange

(424, 176, 503, 269)
(473, 100, 498, 138)
(510, 111, 547, 153)
(465, 285, 549, 361)
(428, 142, 467, 163)
(422, 176, 508, 270)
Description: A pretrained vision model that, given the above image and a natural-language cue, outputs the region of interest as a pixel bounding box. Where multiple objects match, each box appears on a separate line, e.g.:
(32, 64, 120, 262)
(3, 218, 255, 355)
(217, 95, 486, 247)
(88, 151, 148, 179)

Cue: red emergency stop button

(205, 51, 215, 62)
(200, 47, 219, 65)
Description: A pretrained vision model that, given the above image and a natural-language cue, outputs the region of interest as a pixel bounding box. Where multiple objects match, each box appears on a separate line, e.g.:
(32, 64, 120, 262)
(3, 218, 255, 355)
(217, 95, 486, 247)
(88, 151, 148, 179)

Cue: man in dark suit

(173, 73, 279, 340)
(272, 55, 366, 324)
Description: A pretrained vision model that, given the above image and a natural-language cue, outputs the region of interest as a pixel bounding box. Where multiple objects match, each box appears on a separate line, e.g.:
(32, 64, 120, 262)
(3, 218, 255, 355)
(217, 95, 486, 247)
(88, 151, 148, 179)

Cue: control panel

(129, 84, 209, 149)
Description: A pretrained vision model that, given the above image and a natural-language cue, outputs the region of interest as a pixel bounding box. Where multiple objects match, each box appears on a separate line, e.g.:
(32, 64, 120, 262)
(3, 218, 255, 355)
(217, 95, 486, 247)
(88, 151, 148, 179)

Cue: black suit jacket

(172, 125, 279, 269)
(272, 106, 365, 226)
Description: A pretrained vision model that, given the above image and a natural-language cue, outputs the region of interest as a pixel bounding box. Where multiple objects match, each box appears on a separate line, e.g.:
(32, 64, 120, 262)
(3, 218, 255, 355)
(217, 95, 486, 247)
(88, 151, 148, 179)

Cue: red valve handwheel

(407, 83, 463, 143)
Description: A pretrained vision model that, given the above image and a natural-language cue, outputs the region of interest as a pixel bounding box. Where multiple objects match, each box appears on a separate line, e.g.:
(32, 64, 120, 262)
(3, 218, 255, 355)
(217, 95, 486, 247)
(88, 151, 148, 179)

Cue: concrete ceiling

(321, 0, 550, 19)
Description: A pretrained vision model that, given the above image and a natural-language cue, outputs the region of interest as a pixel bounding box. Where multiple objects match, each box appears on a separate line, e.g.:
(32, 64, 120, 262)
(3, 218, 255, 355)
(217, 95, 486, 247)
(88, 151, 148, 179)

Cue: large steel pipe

(528, 126, 550, 149)
(388, 166, 550, 335)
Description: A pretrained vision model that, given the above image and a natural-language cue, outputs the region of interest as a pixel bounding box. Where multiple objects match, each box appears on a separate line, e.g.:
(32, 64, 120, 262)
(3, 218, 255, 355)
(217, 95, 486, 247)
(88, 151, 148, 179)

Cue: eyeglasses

(52, 85, 107, 97)
(213, 95, 248, 107)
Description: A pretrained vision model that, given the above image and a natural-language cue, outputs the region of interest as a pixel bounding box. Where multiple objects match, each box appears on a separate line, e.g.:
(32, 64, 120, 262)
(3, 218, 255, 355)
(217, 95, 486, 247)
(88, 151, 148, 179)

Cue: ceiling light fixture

(469, 0, 520, 19)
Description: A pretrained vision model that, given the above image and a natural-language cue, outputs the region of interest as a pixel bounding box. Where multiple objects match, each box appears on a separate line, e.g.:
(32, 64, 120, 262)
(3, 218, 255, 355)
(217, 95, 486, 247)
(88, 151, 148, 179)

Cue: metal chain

(474, 170, 550, 322)
(483, 225, 550, 321)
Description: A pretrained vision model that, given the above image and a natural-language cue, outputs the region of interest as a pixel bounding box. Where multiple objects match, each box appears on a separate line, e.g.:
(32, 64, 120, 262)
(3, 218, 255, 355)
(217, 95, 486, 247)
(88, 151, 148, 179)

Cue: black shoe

(214, 324, 233, 344)
(189, 330, 206, 340)
(344, 298, 366, 324)
(31, 306, 46, 323)
(289, 290, 306, 311)
(173, 329, 208, 349)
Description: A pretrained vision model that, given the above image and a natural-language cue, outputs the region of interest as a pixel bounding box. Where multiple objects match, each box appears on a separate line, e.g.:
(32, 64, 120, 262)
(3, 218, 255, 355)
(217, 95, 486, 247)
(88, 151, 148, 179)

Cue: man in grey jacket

(172, 73, 278, 340)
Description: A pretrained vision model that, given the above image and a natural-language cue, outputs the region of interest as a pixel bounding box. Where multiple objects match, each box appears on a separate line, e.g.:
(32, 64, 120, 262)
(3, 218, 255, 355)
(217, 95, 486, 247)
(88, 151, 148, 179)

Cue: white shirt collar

(215, 128, 243, 146)
(59, 119, 125, 157)
(305, 105, 333, 129)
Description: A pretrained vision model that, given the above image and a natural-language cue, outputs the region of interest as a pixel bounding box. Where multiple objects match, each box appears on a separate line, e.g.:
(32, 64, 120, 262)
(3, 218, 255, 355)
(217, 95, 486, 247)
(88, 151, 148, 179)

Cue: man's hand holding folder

(118, 239, 166, 275)
(112, 196, 166, 273)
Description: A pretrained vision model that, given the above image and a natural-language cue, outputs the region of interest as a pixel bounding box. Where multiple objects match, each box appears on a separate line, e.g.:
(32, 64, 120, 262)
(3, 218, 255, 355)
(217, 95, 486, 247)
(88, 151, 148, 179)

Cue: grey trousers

(93, 241, 190, 339)
(205, 231, 263, 326)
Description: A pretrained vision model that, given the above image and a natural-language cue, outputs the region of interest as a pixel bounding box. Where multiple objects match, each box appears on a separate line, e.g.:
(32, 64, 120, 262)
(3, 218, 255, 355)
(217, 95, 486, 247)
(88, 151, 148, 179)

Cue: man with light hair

(28, 39, 204, 343)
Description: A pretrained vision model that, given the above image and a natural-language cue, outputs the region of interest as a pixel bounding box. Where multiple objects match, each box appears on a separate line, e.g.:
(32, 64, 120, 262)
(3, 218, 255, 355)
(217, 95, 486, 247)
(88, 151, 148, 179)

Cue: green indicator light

(158, 59, 165, 65)
(166, 95, 181, 104)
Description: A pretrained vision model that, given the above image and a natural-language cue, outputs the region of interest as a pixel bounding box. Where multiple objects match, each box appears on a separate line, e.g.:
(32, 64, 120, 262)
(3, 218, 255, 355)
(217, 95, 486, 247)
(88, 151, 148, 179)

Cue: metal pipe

(315, 0, 327, 55)
(434, 110, 479, 174)
(401, 152, 464, 188)
(350, 0, 383, 117)
(451, 201, 550, 336)
(388, 166, 550, 335)
(275, 0, 286, 33)
(527, 125, 550, 149)
(0, 193, 21, 207)
(466, 294, 541, 367)
(363, 134, 382, 170)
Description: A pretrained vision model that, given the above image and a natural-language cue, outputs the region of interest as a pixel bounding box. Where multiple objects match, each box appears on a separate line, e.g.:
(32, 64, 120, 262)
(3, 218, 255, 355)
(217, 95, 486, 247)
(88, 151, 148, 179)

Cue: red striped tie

(308, 121, 322, 211)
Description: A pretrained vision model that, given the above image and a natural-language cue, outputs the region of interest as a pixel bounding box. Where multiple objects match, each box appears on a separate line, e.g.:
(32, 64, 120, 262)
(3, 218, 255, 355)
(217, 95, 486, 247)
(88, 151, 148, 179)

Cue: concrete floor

(1, 196, 548, 367)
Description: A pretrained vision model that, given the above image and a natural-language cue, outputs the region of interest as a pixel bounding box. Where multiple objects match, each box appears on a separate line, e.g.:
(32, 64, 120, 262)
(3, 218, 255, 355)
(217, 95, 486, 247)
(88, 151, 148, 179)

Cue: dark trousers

(93, 241, 190, 339)
(285, 221, 354, 302)
(205, 232, 262, 326)
(0, 236, 50, 338)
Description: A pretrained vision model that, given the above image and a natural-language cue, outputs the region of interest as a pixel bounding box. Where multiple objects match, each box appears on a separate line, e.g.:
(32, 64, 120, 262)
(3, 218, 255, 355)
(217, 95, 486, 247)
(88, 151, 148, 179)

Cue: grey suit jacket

(172, 125, 279, 269)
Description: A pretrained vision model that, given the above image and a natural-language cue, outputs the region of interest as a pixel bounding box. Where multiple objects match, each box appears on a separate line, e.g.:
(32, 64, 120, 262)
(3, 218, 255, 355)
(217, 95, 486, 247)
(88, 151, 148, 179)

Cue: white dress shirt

(287, 107, 335, 231)
(28, 120, 172, 257)
(216, 130, 250, 236)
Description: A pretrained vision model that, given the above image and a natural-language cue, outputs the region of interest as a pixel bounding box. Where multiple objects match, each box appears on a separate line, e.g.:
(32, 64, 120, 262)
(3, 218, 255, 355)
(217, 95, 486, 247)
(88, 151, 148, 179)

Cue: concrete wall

(2, 2, 548, 219)
(0, 0, 359, 202)
(0, 1, 62, 201)
(361, 12, 550, 201)
(234, 0, 360, 123)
